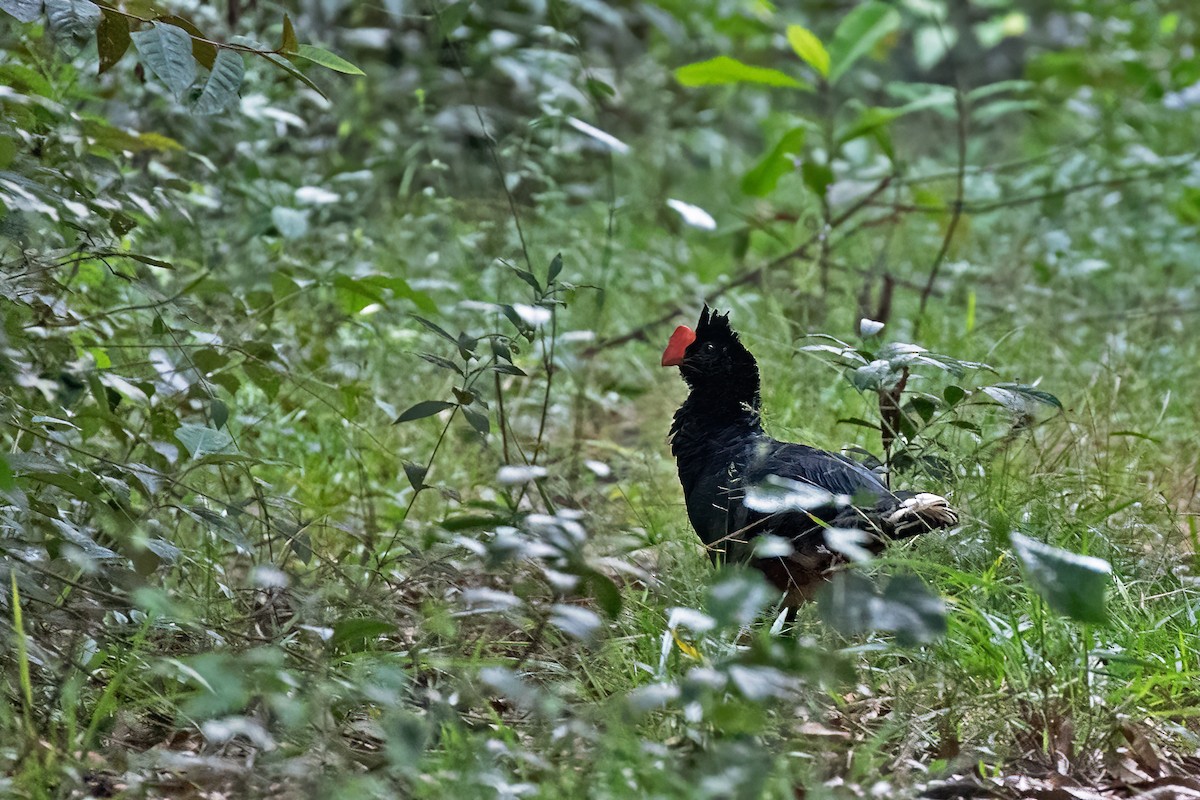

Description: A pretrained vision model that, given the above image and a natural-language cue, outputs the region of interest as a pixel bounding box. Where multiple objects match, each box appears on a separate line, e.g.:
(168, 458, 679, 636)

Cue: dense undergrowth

(3, 0, 1200, 797)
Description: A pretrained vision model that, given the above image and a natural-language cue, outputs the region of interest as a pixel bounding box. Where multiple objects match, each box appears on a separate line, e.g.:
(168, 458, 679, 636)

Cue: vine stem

(915, 87, 968, 333)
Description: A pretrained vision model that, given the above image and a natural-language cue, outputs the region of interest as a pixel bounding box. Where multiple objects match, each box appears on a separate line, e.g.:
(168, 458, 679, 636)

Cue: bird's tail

(884, 493, 958, 539)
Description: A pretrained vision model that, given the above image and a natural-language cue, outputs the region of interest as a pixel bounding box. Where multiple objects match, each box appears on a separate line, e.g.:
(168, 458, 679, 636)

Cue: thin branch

(916, 87, 969, 327)
(586, 175, 894, 354)
(874, 165, 1192, 217)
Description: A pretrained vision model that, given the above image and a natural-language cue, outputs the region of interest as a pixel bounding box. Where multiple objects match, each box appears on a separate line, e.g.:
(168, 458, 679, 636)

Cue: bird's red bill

(661, 325, 697, 367)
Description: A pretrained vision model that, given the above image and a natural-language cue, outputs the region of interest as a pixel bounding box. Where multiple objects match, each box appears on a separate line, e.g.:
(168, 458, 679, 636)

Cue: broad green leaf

(96, 9, 130, 74)
(582, 569, 622, 618)
(675, 56, 807, 89)
(243, 359, 280, 398)
(45, 0, 100, 43)
(270, 206, 309, 239)
(741, 126, 806, 196)
(331, 618, 394, 651)
(394, 400, 455, 424)
(706, 569, 775, 628)
(192, 49, 244, 115)
(801, 161, 833, 197)
(210, 398, 229, 430)
(157, 14, 217, 68)
(820, 572, 946, 645)
(1011, 533, 1111, 624)
(461, 405, 490, 436)
(293, 44, 364, 76)
(175, 423, 234, 459)
(1, 0, 43, 23)
(131, 22, 197, 100)
(828, 2, 901, 84)
(547, 252, 563, 283)
(786, 25, 829, 77)
(436, 0, 473, 39)
(109, 211, 136, 236)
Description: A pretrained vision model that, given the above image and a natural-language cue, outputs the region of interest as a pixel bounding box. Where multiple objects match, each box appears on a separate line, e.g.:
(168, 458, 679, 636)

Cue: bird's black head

(662, 306, 760, 398)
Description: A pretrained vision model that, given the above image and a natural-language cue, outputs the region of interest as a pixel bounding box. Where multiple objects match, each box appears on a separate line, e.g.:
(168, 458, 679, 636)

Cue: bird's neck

(669, 387, 764, 461)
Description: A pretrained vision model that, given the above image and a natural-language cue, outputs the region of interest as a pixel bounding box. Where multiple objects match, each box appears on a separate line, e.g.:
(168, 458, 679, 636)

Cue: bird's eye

(703, 342, 716, 352)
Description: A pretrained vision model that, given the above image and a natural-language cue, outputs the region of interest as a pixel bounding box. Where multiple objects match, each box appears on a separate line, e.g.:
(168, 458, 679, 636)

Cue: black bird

(662, 306, 957, 605)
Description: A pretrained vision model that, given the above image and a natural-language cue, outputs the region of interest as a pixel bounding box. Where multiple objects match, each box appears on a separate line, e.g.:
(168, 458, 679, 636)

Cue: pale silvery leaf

(496, 465, 547, 485)
(860, 318, 885, 336)
(667, 198, 717, 230)
(566, 116, 630, 154)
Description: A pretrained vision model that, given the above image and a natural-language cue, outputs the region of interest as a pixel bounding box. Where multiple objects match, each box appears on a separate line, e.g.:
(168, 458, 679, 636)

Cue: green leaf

(461, 405, 490, 436)
(270, 206, 309, 239)
(706, 570, 775, 629)
(410, 315, 458, 346)
(331, 617, 394, 652)
(45, 0, 100, 43)
(96, 8, 130, 74)
(394, 400, 455, 424)
(259, 52, 328, 100)
(279, 12, 297, 53)
(293, 44, 364, 76)
(0, 454, 14, 491)
(192, 49, 244, 115)
(131, 22, 197, 100)
(510, 266, 542, 295)
(418, 353, 464, 375)
(547, 252, 563, 284)
(675, 56, 807, 89)
(436, 0, 473, 40)
(210, 399, 229, 430)
(786, 25, 829, 77)
(982, 383, 1063, 413)
(828, 1, 901, 84)
(122, 252, 173, 269)
(582, 569, 622, 618)
(741, 126, 806, 196)
(175, 424, 234, 459)
(801, 161, 833, 197)
(1, 0, 44, 23)
(403, 461, 427, 490)
(1011, 533, 1111, 624)
(156, 14, 216, 69)
(820, 572, 947, 645)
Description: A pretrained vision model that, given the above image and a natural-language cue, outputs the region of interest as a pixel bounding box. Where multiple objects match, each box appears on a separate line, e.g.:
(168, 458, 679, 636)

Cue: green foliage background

(3, 0, 1200, 797)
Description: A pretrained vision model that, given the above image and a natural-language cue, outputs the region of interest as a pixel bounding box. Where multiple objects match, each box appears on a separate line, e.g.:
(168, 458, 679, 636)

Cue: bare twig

(916, 87, 969, 328)
(587, 175, 894, 354)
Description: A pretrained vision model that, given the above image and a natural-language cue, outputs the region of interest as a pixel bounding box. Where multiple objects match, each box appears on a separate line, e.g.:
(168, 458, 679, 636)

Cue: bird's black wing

(715, 440, 896, 564)
(747, 440, 892, 499)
